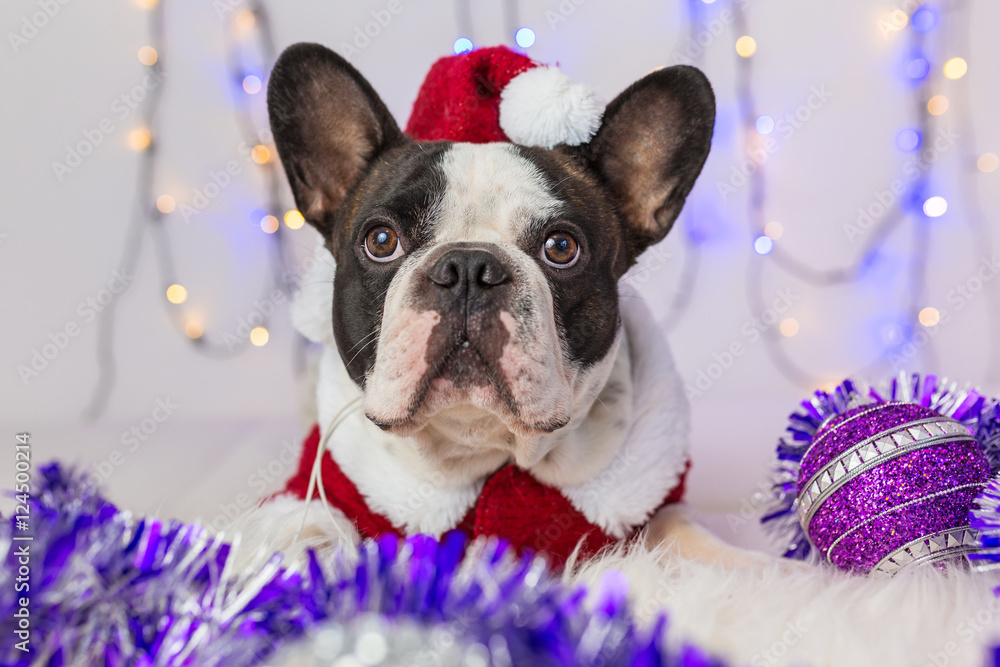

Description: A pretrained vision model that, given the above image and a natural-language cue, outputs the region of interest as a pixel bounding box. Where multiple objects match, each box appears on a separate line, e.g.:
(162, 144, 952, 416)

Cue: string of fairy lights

(668, 0, 999, 388)
(84, 0, 301, 419)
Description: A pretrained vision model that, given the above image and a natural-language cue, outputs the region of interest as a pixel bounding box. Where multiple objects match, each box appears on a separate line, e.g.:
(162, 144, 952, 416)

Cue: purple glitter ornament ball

(798, 402, 989, 574)
(762, 373, 1000, 576)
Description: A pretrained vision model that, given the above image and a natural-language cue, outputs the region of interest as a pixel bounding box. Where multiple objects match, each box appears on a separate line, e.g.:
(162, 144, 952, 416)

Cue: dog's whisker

(345, 337, 379, 368)
(345, 329, 380, 354)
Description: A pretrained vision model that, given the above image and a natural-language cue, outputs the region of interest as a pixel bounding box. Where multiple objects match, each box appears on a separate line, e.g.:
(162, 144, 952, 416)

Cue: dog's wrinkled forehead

(345, 141, 572, 256)
(432, 144, 562, 244)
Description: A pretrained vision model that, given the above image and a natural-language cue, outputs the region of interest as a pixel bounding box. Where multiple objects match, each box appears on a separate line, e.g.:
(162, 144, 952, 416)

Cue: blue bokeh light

(754, 115, 775, 135)
(906, 57, 930, 80)
(910, 6, 938, 33)
(453, 37, 474, 54)
(248, 208, 266, 226)
(515, 27, 535, 48)
(895, 128, 921, 152)
(878, 317, 911, 346)
(753, 234, 774, 255)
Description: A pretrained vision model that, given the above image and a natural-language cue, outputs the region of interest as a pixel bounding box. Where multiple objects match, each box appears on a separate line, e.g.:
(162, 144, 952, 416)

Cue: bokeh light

(927, 95, 949, 115)
(138, 46, 158, 66)
(155, 195, 175, 214)
(284, 209, 305, 229)
(128, 127, 152, 151)
(249, 208, 267, 226)
(895, 128, 921, 152)
(978, 153, 999, 173)
(881, 322, 905, 345)
(910, 6, 938, 33)
(922, 196, 947, 217)
(735, 36, 757, 57)
(184, 320, 204, 339)
(780, 318, 799, 337)
(235, 10, 256, 30)
(261, 215, 279, 233)
(886, 10, 908, 30)
(906, 57, 929, 80)
(918, 307, 941, 327)
(166, 284, 187, 305)
(242, 73, 262, 94)
(251, 145, 270, 164)
(943, 57, 968, 79)
(515, 28, 535, 48)
(753, 234, 774, 255)
(250, 327, 269, 347)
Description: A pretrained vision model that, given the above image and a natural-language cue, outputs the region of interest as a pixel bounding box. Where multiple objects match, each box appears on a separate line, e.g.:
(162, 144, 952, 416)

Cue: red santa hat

(404, 45, 604, 149)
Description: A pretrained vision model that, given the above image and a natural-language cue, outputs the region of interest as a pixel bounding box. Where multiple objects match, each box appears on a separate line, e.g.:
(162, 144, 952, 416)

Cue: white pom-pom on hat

(499, 65, 604, 149)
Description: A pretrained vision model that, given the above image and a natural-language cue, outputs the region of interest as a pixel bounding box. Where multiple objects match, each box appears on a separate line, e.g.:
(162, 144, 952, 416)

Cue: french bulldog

(248, 42, 758, 570)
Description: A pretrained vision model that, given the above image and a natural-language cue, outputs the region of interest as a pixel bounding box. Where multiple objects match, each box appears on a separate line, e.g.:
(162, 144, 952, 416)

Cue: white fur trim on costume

(289, 242, 336, 346)
(499, 65, 604, 149)
(227, 493, 358, 570)
(568, 541, 1000, 667)
(559, 290, 690, 538)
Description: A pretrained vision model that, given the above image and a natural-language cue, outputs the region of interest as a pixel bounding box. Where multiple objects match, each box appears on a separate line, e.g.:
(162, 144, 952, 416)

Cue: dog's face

(268, 44, 714, 453)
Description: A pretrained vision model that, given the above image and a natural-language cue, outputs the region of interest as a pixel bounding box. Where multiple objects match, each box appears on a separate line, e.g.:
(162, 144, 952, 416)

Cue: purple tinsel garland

(760, 372, 1000, 563)
(0, 462, 728, 666)
(969, 402, 1000, 574)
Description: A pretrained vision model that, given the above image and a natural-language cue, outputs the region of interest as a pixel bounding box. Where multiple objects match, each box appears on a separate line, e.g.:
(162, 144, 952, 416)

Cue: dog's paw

(646, 503, 808, 572)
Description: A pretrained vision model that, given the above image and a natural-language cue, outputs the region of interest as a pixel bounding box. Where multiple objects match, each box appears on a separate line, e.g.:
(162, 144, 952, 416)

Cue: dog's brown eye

(364, 225, 403, 262)
(542, 232, 580, 267)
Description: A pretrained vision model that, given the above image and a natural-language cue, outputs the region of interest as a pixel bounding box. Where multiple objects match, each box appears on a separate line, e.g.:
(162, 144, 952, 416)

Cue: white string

(292, 396, 365, 546)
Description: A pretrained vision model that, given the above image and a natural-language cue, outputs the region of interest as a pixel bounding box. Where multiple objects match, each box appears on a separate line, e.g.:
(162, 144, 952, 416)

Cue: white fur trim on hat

(499, 65, 604, 149)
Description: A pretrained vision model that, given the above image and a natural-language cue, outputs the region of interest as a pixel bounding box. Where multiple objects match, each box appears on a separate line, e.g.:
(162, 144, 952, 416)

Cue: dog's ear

(268, 43, 405, 236)
(586, 65, 715, 261)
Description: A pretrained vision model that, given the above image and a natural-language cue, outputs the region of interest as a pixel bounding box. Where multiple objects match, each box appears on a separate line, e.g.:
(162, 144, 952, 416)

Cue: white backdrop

(3, 0, 998, 540)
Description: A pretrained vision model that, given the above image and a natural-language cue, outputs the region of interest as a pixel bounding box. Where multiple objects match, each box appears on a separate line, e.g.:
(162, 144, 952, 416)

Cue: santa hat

(404, 45, 603, 149)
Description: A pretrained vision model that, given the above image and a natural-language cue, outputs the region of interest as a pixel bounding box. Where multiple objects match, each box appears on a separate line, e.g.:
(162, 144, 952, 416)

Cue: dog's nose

(428, 248, 509, 291)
